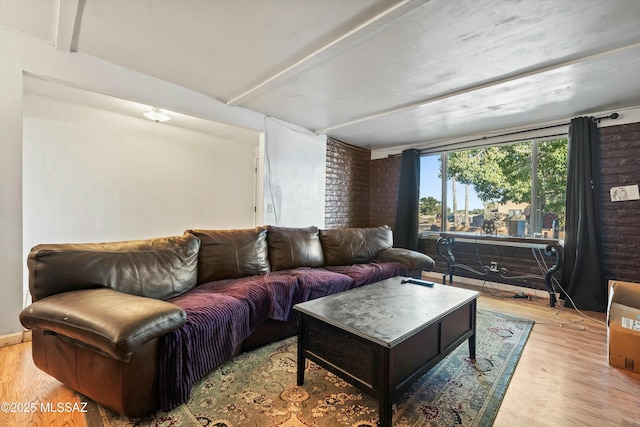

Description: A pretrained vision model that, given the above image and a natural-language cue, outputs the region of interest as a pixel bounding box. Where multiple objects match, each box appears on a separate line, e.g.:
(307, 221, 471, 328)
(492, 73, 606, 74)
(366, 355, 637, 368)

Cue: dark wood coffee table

(293, 276, 479, 427)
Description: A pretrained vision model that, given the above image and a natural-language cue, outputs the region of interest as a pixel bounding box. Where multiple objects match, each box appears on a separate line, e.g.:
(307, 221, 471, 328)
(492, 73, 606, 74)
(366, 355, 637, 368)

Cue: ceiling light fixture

(143, 107, 171, 123)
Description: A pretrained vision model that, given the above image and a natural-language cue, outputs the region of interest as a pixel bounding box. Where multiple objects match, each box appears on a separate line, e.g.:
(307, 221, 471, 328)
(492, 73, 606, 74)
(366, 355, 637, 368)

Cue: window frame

(420, 138, 566, 240)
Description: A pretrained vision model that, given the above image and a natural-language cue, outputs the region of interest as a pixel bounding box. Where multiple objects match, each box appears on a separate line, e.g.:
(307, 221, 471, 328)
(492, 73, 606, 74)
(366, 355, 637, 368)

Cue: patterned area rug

(86, 309, 533, 427)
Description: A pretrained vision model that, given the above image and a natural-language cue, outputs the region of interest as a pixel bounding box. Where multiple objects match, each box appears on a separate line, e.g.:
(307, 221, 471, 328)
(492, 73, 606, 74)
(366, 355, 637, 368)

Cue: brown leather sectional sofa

(19, 225, 435, 418)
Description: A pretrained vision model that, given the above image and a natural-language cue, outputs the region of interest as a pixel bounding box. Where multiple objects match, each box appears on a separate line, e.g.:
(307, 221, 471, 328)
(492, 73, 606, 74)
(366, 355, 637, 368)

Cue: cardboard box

(607, 280, 640, 373)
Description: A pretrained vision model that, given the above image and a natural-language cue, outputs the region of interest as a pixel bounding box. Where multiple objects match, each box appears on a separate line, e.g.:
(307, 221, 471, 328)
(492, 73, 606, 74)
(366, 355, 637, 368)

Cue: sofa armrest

(20, 288, 186, 361)
(376, 247, 435, 272)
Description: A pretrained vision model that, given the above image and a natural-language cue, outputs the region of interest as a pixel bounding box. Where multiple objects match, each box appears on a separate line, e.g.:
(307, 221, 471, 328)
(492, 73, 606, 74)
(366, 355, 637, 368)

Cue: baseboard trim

(0, 330, 32, 347)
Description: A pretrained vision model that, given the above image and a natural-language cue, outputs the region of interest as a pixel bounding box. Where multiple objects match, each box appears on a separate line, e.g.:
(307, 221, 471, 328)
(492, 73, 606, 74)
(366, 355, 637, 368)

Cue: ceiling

(3, 0, 640, 152)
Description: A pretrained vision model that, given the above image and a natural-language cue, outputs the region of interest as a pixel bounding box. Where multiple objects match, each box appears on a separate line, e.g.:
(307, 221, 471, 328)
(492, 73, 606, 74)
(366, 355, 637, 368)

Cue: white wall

(23, 93, 258, 249)
(0, 28, 25, 335)
(262, 117, 326, 227)
(0, 27, 328, 335)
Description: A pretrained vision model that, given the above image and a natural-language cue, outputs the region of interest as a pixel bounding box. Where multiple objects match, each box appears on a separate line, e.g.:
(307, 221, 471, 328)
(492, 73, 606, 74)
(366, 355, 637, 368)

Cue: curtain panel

(561, 117, 606, 312)
(394, 149, 421, 250)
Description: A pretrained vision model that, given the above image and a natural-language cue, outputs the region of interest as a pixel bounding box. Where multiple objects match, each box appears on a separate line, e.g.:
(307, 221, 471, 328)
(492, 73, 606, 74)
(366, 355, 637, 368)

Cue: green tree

(419, 196, 440, 215)
(536, 139, 569, 215)
(446, 139, 567, 215)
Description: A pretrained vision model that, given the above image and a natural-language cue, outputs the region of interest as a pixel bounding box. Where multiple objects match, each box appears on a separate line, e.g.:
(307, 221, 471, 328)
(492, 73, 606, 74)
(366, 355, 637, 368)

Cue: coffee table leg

(469, 300, 477, 362)
(468, 334, 476, 362)
(379, 396, 392, 427)
(378, 349, 392, 427)
(297, 315, 305, 386)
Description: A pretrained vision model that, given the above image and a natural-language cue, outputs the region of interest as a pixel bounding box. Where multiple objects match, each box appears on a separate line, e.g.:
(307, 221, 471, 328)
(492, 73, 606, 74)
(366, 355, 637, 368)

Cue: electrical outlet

(490, 261, 498, 272)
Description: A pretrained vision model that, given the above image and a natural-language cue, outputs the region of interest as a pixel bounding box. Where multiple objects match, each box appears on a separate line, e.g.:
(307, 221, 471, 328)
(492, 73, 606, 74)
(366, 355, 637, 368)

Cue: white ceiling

(3, 0, 640, 152)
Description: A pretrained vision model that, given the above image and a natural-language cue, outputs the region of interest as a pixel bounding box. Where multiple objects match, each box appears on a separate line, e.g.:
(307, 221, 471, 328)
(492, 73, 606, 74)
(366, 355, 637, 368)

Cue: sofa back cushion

(188, 227, 270, 283)
(319, 225, 393, 266)
(27, 233, 201, 301)
(267, 226, 325, 271)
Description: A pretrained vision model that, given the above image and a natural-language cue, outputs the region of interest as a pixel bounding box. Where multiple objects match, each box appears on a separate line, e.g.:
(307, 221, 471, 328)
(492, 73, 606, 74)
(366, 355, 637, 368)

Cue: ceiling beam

(55, 0, 86, 52)
(226, 0, 431, 107)
(314, 40, 640, 135)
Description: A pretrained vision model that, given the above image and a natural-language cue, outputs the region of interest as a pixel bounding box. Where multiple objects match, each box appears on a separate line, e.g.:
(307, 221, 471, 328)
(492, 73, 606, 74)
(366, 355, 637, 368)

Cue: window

(419, 139, 567, 239)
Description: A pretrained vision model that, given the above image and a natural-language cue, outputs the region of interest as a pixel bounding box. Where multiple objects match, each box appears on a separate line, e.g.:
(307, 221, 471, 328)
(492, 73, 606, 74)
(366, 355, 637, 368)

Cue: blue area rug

(88, 309, 533, 426)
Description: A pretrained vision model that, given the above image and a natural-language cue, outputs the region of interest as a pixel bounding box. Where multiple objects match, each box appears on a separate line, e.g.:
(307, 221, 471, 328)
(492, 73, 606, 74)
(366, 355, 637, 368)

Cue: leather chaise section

(32, 329, 159, 418)
(21, 288, 186, 361)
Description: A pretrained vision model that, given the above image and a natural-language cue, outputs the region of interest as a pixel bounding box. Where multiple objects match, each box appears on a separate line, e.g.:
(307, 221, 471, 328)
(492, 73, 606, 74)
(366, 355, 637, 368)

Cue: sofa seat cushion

(266, 269, 355, 320)
(284, 268, 355, 300)
(194, 277, 274, 330)
(324, 262, 408, 288)
(257, 272, 305, 322)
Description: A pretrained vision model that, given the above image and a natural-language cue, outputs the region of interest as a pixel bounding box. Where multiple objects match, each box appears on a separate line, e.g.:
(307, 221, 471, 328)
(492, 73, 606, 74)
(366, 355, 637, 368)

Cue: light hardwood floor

(1, 286, 639, 427)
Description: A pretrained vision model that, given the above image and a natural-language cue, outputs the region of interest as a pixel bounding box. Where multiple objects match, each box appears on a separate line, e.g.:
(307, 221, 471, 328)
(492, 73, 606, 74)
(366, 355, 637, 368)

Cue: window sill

(420, 231, 563, 248)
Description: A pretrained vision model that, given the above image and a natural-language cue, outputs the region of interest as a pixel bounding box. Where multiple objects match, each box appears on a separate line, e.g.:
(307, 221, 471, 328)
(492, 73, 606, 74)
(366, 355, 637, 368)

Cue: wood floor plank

(0, 341, 86, 427)
(478, 291, 640, 427)
(1, 286, 639, 426)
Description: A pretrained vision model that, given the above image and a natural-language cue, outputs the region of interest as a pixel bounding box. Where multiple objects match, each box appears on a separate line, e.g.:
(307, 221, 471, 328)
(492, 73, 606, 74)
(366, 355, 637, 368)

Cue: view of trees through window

(419, 139, 568, 239)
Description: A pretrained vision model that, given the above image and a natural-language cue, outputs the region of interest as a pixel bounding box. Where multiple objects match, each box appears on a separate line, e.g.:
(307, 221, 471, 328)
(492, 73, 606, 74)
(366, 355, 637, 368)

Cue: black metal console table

(436, 232, 563, 307)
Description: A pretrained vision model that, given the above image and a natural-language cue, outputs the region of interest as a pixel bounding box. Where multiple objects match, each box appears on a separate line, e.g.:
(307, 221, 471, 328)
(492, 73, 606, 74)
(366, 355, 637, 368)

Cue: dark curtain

(394, 149, 421, 250)
(561, 117, 607, 312)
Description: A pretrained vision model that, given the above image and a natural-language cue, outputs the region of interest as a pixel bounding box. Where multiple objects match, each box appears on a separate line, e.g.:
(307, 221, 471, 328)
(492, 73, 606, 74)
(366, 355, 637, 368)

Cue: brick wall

(324, 137, 401, 229)
(599, 122, 640, 283)
(370, 156, 401, 228)
(325, 138, 371, 228)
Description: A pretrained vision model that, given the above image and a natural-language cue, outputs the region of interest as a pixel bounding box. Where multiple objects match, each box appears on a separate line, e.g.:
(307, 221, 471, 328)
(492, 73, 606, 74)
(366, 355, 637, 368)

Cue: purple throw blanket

(158, 277, 271, 410)
(158, 263, 406, 411)
(265, 268, 355, 320)
(324, 261, 408, 287)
